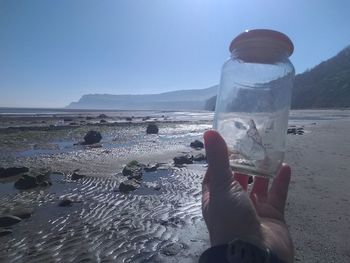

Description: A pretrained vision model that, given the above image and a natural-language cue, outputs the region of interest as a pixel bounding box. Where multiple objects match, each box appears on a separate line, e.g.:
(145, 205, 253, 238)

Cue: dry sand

(285, 112, 350, 262)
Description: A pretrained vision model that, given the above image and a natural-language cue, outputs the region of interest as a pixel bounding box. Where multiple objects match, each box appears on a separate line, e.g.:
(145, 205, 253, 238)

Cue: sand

(0, 109, 349, 262)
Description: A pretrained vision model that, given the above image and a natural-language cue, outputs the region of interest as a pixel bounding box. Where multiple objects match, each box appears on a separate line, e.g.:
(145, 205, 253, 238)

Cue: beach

(0, 109, 349, 262)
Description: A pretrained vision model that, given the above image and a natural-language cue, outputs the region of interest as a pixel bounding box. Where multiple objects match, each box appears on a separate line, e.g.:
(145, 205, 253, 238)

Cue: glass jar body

(213, 53, 295, 178)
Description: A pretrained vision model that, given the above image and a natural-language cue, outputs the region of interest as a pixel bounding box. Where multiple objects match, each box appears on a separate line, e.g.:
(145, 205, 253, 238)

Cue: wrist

(200, 238, 288, 263)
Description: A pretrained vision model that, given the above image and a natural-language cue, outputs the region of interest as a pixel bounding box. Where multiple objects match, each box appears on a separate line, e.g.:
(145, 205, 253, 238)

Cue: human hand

(202, 130, 294, 263)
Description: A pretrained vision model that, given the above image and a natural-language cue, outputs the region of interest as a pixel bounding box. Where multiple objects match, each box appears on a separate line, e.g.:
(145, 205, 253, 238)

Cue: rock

(173, 154, 193, 165)
(146, 123, 159, 134)
(83, 130, 102, 144)
(144, 163, 160, 172)
(63, 117, 73, 122)
(69, 122, 78, 125)
(142, 116, 150, 121)
(154, 185, 161, 191)
(14, 175, 37, 190)
(161, 242, 186, 256)
(58, 198, 73, 207)
(86, 116, 94, 120)
(193, 153, 206, 162)
(123, 161, 143, 179)
(287, 127, 296, 134)
(126, 117, 132, 121)
(100, 119, 107, 123)
(99, 114, 108, 118)
(71, 171, 85, 180)
(14, 173, 51, 190)
(190, 140, 204, 149)
(0, 167, 29, 178)
(10, 208, 33, 219)
(0, 228, 13, 237)
(119, 179, 141, 192)
(0, 215, 22, 227)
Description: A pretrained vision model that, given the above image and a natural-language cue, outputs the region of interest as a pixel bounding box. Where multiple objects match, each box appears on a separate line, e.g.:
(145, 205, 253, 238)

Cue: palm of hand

(202, 130, 293, 263)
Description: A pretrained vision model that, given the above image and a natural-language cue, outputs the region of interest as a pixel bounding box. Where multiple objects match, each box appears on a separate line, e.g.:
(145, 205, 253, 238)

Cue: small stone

(126, 117, 132, 121)
(193, 153, 206, 162)
(0, 228, 13, 237)
(100, 119, 107, 123)
(173, 154, 193, 165)
(83, 130, 102, 145)
(0, 167, 29, 178)
(146, 123, 159, 134)
(119, 179, 141, 192)
(144, 163, 160, 172)
(0, 215, 22, 227)
(63, 117, 73, 122)
(99, 114, 108, 118)
(71, 172, 85, 180)
(14, 175, 37, 190)
(190, 140, 204, 149)
(10, 208, 33, 219)
(122, 161, 143, 179)
(154, 185, 161, 191)
(59, 198, 73, 207)
(161, 242, 186, 256)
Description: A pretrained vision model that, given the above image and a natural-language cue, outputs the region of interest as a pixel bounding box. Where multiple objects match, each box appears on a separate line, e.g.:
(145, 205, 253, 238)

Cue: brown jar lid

(229, 29, 294, 63)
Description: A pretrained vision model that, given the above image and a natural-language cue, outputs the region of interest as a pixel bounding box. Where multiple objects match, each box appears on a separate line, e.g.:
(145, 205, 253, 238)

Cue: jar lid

(229, 29, 294, 63)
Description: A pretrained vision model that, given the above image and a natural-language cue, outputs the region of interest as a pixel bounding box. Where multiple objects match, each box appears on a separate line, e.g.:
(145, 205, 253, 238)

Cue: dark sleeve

(198, 240, 287, 263)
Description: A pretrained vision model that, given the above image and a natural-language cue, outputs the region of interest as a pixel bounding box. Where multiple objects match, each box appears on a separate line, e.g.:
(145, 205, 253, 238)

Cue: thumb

(203, 130, 232, 186)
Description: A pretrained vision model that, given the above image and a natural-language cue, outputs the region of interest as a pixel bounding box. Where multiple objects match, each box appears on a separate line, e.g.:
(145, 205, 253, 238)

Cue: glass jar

(213, 29, 295, 178)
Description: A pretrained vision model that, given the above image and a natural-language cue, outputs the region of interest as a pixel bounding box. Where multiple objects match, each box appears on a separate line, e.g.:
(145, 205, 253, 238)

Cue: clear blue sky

(1, 0, 350, 107)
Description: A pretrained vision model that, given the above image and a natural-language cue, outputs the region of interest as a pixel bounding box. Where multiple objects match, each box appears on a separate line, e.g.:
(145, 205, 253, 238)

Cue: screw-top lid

(229, 29, 294, 63)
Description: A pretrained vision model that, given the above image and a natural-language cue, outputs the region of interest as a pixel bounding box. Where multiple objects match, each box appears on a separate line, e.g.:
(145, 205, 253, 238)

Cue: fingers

(250, 176, 269, 202)
(234, 173, 249, 191)
(268, 164, 292, 214)
(203, 130, 232, 186)
(204, 130, 230, 172)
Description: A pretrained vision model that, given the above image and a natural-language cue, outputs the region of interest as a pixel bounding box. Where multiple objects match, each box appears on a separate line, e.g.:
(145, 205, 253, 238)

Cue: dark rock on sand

(173, 154, 193, 165)
(161, 242, 187, 256)
(119, 179, 141, 192)
(0, 167, 29, 178)
(71, 171, 86, 180)
(288, 126, 304, 135)
(63, 117, 73, 122)
(100, 119, 107, 123)
(10, 208, 33, 219)
(144, 163, 160, 172)
(0, 215, 22, 227)
(14, 175, 37, 190)
(14, 173, 51, 190)
(122, 161, 143, 179)
(126, 117, 133, 121)
(142, 116, 150, 121)
(59, 198, 73, 207)
(84, 130, 102, 144)
(86, 116, 94, 120)
(146, 123, 159, 134)
(0, 228, 13, 237)
(193, 153, 206, 162)
(99, 114, 108, 118)
(190, 140, 204, 149)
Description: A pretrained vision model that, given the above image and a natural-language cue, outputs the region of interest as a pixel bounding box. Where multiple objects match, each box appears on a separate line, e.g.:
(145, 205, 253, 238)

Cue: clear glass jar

(213, 29, 295, 178)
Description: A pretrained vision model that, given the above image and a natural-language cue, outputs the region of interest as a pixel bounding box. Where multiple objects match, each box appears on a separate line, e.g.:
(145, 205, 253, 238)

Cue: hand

(202, 130, 294, 263)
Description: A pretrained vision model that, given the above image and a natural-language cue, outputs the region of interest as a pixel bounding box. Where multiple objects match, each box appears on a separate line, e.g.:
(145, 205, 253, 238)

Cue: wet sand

(0, 110, 349, 262)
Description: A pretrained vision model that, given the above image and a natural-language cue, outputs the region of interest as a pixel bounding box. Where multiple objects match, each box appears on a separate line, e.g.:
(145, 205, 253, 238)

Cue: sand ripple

(0, 165, 208, 262)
